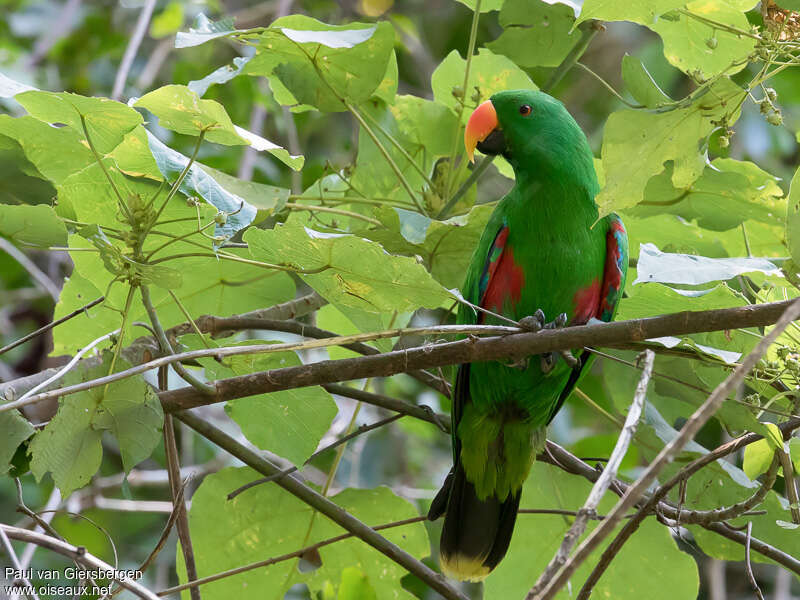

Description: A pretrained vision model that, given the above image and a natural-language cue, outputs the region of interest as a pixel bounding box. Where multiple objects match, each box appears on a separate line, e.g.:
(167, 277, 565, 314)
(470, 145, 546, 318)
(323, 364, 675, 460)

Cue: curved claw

(519, 308, 547, 332)
(541, 352, 557, 374)
(559, 349, 581, 369)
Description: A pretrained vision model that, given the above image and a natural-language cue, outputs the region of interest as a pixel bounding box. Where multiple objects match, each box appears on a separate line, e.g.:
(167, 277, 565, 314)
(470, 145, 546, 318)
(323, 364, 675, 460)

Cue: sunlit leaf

(245, 219, 452, 313)
(0, 204, 66, 247)
(181, 467, 428, 599)
(487, 0, 578, 68)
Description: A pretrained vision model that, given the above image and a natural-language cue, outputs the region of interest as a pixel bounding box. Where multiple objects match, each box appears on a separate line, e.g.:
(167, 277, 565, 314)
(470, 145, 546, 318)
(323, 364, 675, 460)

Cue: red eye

(519, 104, 532, 116)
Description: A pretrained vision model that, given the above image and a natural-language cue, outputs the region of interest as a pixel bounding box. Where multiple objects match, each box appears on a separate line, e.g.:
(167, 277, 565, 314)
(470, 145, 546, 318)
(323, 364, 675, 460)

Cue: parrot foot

(519, 310, 581, 373)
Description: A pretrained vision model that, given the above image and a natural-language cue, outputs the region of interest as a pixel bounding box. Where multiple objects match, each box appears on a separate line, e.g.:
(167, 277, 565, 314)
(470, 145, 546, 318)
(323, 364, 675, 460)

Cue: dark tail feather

(430, 461, 521, 581)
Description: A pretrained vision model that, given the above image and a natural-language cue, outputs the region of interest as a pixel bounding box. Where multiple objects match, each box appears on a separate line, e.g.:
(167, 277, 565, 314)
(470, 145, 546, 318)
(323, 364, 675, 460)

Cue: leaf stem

(284, 202, 382, 226)
(79, 115, 132, 222)
(542, 21, 602, 93)
(346, 102, 425, 213)
(140, 284, 215, 395)
(152, 131, 207, 228)
(360, 107, 436, 190)
(443, 0, 482, 202)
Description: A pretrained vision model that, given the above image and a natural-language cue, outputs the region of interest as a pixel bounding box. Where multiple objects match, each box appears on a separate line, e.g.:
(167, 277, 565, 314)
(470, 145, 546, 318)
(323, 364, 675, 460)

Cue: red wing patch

(598, 218, 627, 322)
(572, 279, 600, 325)
(571, 217, 628, 324)
(478, 227, 525, 320)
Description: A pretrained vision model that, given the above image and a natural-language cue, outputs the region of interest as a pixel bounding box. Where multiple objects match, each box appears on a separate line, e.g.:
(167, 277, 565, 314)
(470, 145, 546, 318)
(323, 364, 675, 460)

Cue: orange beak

(464, 100, 499, 163)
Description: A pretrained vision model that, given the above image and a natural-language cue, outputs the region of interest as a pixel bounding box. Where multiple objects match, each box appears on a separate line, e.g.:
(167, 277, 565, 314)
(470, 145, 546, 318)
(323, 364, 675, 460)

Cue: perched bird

(427, 90, 628, 581)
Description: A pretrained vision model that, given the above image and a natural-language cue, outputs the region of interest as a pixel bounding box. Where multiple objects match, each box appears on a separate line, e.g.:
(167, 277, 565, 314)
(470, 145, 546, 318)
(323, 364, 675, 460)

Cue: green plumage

(429, 90, 628, 581)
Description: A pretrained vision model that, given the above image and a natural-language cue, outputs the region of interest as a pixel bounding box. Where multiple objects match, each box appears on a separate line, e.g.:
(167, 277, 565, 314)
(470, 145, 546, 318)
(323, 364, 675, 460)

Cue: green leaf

(596, 78, 745, 217)
(150, 1, 184, 38)
(387, 95, 460, 158)
(29, 358, 162, 494)
(181, 467, 428, 599)
(198, 164, 290, 222)
(244, 17, 395, 112)
(785, 164, 800, 266)
(16, 90, 143, 154)
(577, 0, 685, 25)
(649, 3, 755, 79)
(486, 461, 699, 598)
(199, 341, 337, 466)
(245, 220, 452, 313)
(631, 158, 784, 231)
(487, 0, 579, 68)
(336, 568, 377, 600)
(135, 85, 247, 146)
(790, 438, 800, 472)
(175, 14, 238, 48)
(431, 48, 537, 124)
(634, 243, 781, 285)
(372, 51, 398, 104)
(0, 115, 94, 184)
(0, 204, 67, 247)
(144, 131, 257, 240)
(358, 204, 494, 288)
(29, 392, 104, 496)
(91, 368, 164, 472)
(188, 56, 251, 98)
(0, 406, 35, 475)
(455, 0, 504, 12)
(621, 214, 729, 259)
(50, 269, 119, 356)
(621, 54, 672, 108)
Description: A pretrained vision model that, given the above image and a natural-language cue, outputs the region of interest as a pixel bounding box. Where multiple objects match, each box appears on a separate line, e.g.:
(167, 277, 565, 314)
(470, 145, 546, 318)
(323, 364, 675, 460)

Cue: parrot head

(464, 90, 593, 178)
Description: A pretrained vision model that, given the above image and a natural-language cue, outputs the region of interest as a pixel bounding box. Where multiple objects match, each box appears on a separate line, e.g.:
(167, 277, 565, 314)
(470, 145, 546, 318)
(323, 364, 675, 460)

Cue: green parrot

(427, 89, 628, 581)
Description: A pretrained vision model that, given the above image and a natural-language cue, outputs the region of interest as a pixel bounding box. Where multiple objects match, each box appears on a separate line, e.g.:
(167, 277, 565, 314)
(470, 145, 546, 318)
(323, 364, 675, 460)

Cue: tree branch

(173, 410, 469, 600)
(528, 349, 654, 597)
(576, 454, 781, 600)
(159, 299, 800, 412)
(161, 368, 201, 600)
(528, 298, 800, 600)
(541, 441, 800, 576)
(0, 296, 104, 357)
(0, 524, 159, 600)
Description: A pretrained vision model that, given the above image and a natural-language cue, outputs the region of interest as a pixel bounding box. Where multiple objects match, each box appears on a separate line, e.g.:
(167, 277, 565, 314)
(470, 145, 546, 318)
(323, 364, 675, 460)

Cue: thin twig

(529, 350, 654, 597)
(227, 413, 404, 500)
(777, 448, 800, 523)
(0, 524, 159, 600)
(161, 385, 201, 600)
(541, 441, 800, 576)
(140, 478, 189, 574)
(323, 384, 449, 431)
(174, 410, 468, 600)
(436, 155, 493, 220)
(140, 285, 214, 395)
(155, 508, 610, 597)
(111, 0, 157, 100)
(0, 296, 104, 356)
(576, 454, 781, 600)
(542, 21, 602, 93)
(745, 522, 766, 600)
(0, 525, 41, 600)
(529, 299, 800, 600)
(14, 328, 120, 404)
(346, 102, 424, 212)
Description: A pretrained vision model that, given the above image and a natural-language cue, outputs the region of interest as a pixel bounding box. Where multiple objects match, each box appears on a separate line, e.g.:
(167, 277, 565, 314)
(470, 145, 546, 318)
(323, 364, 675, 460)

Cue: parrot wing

(546, 213, 628, 423)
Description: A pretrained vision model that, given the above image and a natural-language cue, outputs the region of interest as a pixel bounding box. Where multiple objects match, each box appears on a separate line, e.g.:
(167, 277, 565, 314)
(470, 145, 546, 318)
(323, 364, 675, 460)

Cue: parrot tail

(428, 458, 521, 582)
